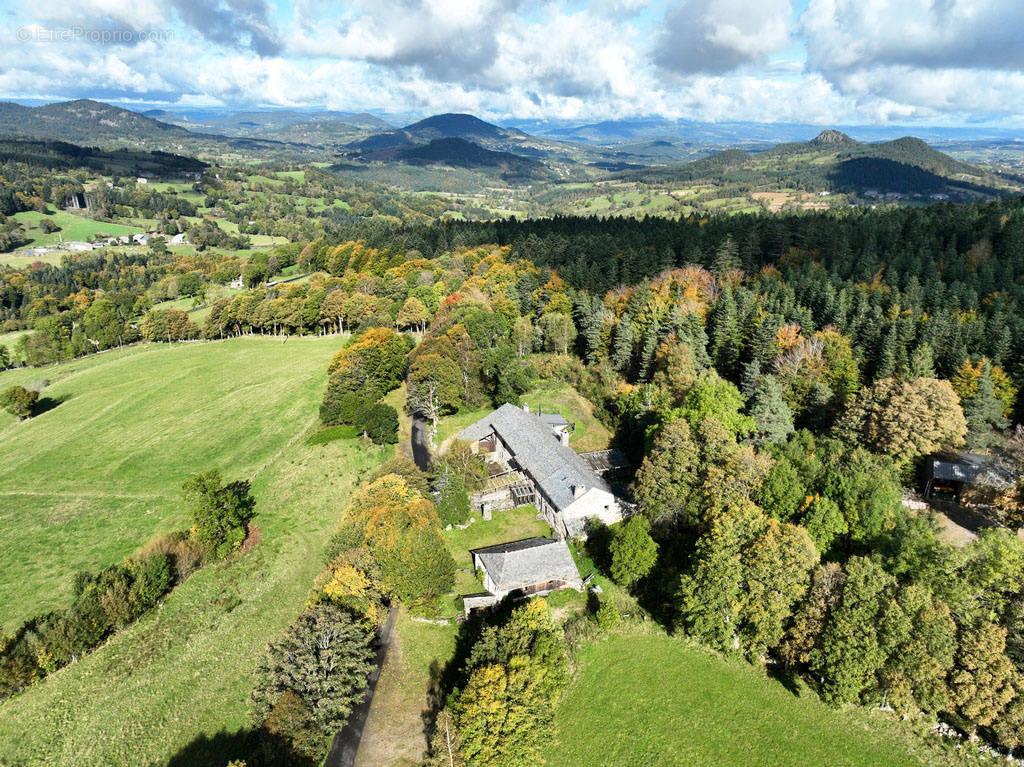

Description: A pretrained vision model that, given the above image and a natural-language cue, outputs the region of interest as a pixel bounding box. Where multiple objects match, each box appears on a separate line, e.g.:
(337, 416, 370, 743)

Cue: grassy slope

(544, 633, 953, 767)
(12, 209, 142, 247)
(0, 337, 343, 628)
(0, 336, 393, 766)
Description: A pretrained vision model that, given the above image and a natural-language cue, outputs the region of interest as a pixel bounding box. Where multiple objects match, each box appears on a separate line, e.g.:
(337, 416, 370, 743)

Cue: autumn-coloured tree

(836, 377, 967, 463)
(340, 474, 455, 608)
(948, 621, 1018, 737)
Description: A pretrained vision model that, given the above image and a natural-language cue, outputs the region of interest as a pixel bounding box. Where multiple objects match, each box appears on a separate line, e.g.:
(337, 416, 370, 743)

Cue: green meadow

(543, 632, 958, 767)
(12, 208, 142, 247)
(0, 335, 397, 765)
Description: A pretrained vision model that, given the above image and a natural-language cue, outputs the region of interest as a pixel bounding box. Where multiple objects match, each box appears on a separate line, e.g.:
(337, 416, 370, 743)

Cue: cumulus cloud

(801, 0, 1024, 118)
(169, 0, 280, 56)
(654, 0, 793, 74)
(289, 0, 521, 82)
(803, 0, 1024, 74)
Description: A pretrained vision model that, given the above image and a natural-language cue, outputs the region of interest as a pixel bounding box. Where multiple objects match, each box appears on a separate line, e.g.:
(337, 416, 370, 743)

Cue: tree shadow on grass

(165, 727, 318, 767)
(31, 393, 70, 417)
(765, 664, 805, 698)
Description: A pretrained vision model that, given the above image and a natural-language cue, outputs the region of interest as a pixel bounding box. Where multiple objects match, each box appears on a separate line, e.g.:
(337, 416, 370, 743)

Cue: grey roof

(472, 537, 581, 592)
(930, 452, 1015, 489)
(460, 403, 610, 512)
(538, 412, 569, 427)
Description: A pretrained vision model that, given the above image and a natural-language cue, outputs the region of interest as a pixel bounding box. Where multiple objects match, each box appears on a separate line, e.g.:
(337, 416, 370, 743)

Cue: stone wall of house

(469, 487, 517, 514)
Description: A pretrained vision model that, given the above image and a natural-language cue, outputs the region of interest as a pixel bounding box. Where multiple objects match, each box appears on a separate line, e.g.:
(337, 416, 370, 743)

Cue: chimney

(559, 430, 570, 446)
(573, 484, 586, 499)
(522, 403, 530, 413)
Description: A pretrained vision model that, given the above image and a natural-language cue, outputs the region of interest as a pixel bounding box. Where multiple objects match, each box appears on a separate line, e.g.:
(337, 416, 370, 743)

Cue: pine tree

(964, 360, 1008, 451)
(708, 287, 741, 378)
(748, 374, 795, 446)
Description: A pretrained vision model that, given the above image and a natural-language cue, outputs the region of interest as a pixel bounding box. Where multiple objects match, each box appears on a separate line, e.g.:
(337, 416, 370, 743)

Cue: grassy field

(543, 633, 957, 767)
(12, 209, 142, 247)
(0, 251, 64, 267)
(0, 336, 356, 630)
(0, 335, 396, 766)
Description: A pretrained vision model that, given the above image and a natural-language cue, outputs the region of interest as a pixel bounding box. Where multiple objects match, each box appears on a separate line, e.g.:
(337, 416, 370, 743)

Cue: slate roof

(472, 537, 581, 592)
(929, 452, 1015, 489)
(460, 403, 611, 512)
(538, 412, 569, 428)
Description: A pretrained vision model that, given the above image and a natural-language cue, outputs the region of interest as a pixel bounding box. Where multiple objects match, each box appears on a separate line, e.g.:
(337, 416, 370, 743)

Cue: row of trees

(0, 469, 254, 701)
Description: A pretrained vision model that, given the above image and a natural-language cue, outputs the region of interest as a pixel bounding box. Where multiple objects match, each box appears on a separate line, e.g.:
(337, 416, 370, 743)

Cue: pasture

(543, 632, 958, 767)
(0, 335, 396, 766)
(12, 209, 142, 247)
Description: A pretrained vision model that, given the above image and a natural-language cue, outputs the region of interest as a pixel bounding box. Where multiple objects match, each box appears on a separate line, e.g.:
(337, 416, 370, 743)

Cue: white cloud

(655, 0, 793, 74)
(801, 0, 1024, 119)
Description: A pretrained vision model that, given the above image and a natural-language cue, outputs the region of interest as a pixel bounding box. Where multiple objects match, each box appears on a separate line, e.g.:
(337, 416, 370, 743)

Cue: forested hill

(0, 99, 311, 157)
(348, 198, 1024, 395)
(616, 130, 1005, 197)
(0, 137, 207, 175)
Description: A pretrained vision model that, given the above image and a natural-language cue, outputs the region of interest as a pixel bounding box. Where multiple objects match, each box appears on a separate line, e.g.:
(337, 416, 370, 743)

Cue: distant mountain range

(337, 113, 557, 181)
(0, 98, 1017, 200)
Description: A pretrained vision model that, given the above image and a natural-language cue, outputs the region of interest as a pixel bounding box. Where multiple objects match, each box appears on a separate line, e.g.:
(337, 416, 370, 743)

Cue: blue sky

(1, 0, 1023, 126)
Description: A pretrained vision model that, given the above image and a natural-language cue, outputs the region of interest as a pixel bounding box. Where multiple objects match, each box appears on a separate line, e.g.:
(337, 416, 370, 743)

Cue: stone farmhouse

(463, 537, 583, 611)
(459, 403, 627, 538)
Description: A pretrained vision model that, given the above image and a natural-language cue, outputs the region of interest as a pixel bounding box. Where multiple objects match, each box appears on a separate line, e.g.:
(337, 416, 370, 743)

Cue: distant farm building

(136, 177, 148, 184)
(65, 241, 94, 251)
(924, 452, 1016, 503)
(169, 233, 186, 245)
(459, 403, 626, 537)
(463, 537, 583, 611)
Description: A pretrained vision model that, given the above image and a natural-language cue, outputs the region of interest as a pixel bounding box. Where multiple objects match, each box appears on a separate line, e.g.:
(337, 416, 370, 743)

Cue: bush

(354, 403, 399, 445)
(594, 596, 621, 630)
(130, 553, 173, 609)
(182, 469, 257, 559)
(135, 531, 207, 583)
(1, 385, 38, 419)
(319, 389, 368, 427)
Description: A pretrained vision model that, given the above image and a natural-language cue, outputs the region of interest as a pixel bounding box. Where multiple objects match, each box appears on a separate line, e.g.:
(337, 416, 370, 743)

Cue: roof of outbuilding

(459, 403, 610, 512)
(929, 452, 1015, 489)
(472, 537, 582, 592)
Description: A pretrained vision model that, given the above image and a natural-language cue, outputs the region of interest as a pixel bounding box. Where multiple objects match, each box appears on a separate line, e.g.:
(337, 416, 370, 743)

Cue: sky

(1, 0, 1023, 126)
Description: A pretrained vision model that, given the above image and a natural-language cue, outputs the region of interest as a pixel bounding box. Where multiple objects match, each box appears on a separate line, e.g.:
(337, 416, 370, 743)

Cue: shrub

(182, 469, 257, 559)
(319, 389, 367, 427)
(1, 385, 38, 420)
(594, 596, 621, 630)
(354, 403, 399, 445)
(130, 552, 173, 609)
(137, 532, 208, 583)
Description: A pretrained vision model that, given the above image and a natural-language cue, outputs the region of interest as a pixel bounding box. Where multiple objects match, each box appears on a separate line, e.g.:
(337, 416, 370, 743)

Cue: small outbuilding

(924, 452, 1015, 502)
(464, 537, 583, 611)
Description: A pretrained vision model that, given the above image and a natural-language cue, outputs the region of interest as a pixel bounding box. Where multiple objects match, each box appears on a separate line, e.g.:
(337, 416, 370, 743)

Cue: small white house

(169, 233, 186, 245)
(136, 177, 148, 185)
(132, 233, 149, 245)
(229, 275, 244, 289)
(66, 241, 94, 252)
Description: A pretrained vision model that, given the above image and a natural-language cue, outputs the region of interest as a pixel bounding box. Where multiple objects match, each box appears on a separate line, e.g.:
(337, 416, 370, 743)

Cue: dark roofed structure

(467, 537, 583, 609)
(927, 452, 1015, 493)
